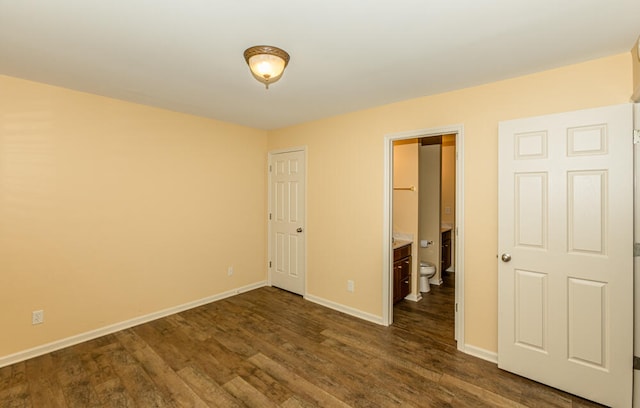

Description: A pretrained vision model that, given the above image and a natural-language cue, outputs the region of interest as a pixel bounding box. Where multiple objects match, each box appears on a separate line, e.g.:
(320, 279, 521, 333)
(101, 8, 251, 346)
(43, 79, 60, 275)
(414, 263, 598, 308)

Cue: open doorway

(383, 125, 465, 350)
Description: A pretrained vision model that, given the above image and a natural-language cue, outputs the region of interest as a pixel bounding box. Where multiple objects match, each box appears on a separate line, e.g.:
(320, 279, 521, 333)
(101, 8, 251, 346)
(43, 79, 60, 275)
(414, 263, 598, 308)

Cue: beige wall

(392, 140, 419, 294)
(0, 75, 268, 357)
(267, 53, 632, 352)
(440, 135, 455, 226)
(441, 135, 456, 271)
(418, 144, 441, 281)
(1, 52, 632, 360)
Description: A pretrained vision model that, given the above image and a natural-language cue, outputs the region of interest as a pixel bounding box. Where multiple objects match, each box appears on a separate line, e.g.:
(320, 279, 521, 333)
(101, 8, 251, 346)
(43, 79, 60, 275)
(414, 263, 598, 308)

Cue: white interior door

(498, 104, 634, 407)
(269, 149, 306, 295)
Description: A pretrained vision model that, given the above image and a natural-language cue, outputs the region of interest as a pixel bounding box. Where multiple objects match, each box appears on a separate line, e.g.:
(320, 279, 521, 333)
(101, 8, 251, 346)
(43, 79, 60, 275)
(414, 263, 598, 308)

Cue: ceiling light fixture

(244, 45, 290, 89)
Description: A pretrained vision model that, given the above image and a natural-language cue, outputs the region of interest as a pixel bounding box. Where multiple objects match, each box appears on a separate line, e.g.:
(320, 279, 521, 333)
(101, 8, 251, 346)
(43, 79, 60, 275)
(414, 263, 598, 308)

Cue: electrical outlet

(347, 280, 355, 293)
(32, 310, 44, 325)
(445, 206, 451, 214)
(227, 266, 234, 276)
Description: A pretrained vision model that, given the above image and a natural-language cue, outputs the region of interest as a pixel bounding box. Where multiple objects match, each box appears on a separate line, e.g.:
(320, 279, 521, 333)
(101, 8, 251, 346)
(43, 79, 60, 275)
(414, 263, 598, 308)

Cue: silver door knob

(501, 253, 511, 262)
(296, 227, 303, 233)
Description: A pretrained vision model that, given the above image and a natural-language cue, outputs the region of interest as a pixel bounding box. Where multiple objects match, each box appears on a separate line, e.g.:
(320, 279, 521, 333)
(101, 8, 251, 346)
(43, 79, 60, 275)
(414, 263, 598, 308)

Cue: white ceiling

(1, 1, 639, 130)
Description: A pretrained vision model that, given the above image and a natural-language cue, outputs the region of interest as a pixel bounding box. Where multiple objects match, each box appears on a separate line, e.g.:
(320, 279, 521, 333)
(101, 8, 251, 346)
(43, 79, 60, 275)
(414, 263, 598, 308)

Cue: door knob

(296, 227, 303, 233)
(501, 253, 512, 262)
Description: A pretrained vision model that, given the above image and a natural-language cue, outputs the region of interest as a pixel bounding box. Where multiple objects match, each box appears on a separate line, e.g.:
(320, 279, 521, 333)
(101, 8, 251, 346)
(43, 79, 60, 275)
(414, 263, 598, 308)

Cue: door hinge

(634, 356, 640, 370)
(634, 129, 640, 144)
(269, 164, 272, 172)
(269, 213, 272, 220)
(455, 303, 458, 313)
(634, 243, 640, 257)
(269, 261, 272, 268)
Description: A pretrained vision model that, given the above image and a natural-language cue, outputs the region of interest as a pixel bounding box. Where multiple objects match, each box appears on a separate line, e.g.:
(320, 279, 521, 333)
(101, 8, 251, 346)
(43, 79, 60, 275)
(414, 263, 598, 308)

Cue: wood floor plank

(0, 383, 31, 408)
(279, 395, 320, 408)
(176, 365, 245, 408)
(318, 328, 457, 407)
(103, 337, 172, 407)
(54, 348, 101, 407)
(25, 354, 67, 407)
(440, 373, 526, 408)
(115, 329, 209, 407)
(131, 320, 192, 372)
(239, 326, 423, 407)
(233, 358, 294, 405)
(214, 316, 359, 394)
(223, 375, 279, 408)
(249, 352, 353, 408)
(0, 362, 26, 391)
(324, 340, 456, 407)
(93, 378, 136, 407)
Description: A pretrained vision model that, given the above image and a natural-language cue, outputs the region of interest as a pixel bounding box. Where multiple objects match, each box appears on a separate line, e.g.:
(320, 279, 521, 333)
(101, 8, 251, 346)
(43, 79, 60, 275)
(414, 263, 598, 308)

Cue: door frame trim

(383, 125, 465, 350)
(267, 146, 308, 295)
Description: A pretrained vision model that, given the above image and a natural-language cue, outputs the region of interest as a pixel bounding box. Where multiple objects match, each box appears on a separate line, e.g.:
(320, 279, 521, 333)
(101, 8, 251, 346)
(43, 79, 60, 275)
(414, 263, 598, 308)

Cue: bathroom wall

(419, 144, 441, 283)
(440, 134, 456, 270)
(632, 37, 640, 100)
(440, 135, 456, 226)
(392, 139, 419, 295)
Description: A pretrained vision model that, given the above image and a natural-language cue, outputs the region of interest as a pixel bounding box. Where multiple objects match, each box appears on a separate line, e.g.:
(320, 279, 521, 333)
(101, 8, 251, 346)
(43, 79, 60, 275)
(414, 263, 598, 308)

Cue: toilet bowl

(419, 261, 436, 293)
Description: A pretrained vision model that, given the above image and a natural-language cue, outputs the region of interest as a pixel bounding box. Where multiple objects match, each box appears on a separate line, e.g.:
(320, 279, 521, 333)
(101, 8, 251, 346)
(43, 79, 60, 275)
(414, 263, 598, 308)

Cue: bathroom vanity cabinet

(441, 229, 451, 272)
(393, 243, 412, 303)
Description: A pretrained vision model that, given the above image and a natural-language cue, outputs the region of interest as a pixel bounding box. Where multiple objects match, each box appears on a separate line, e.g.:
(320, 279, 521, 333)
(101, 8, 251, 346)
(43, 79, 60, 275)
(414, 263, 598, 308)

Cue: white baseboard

(304, 294, 384, 325)
(429, 277, 443, 285)
(0, 281, 268, 369)
(460, 343, 498, 364)
(404, 293, 422, 302)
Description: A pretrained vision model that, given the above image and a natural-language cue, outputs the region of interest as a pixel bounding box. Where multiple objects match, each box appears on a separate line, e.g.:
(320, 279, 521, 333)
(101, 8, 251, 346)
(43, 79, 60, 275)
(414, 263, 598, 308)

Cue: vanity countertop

(440, 224, 453, 233)
(392, 239, 412, 250)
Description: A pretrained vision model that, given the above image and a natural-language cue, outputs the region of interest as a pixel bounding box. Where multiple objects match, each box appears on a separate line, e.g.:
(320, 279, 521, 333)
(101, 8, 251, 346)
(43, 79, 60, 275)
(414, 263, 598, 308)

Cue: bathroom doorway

(383, 126, 465, 349)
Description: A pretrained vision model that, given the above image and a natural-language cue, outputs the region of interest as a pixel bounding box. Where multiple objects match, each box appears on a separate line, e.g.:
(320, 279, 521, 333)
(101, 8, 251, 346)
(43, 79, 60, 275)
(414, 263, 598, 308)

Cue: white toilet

(419, 261, 436, 293)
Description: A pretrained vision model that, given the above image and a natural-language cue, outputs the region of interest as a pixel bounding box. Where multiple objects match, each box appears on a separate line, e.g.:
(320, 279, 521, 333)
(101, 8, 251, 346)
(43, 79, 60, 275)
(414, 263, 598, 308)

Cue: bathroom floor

(394, 272, 456, 346)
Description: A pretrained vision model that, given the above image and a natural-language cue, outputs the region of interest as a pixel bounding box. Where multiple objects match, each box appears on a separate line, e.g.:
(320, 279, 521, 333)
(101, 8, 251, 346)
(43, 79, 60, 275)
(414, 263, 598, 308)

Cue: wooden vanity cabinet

(393, 244, 412, 304)
(441, 229, 452, 272)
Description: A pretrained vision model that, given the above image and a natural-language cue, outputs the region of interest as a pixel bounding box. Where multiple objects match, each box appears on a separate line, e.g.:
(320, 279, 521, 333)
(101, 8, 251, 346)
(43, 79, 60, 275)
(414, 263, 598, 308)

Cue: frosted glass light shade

(248, 54, 286, 80)
(244, 46, 290, 89)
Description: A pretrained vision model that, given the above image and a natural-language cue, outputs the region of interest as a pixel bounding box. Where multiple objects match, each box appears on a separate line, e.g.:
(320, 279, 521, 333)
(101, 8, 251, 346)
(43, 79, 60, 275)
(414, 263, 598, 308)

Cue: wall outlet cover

(32, 310, 44, 325)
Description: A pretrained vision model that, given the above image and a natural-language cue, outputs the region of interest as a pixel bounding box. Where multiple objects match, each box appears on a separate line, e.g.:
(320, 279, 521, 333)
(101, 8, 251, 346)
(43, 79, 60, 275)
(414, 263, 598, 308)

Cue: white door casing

(269, 149, 306, 295)
(634, 103, 640, 408)
(498, 104, 634, 407)
(383, 125, 465, 348)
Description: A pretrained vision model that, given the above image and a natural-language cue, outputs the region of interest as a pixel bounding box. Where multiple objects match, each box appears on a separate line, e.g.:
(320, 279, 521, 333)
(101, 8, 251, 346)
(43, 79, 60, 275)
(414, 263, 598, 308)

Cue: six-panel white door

(498, 104, 634, 407)
(269, 150, 306, 295)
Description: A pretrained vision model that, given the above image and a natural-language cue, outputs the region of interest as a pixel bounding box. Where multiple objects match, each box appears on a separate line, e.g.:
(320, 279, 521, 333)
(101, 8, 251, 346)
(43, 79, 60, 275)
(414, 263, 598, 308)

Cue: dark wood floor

(0, 273, 605, 407)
